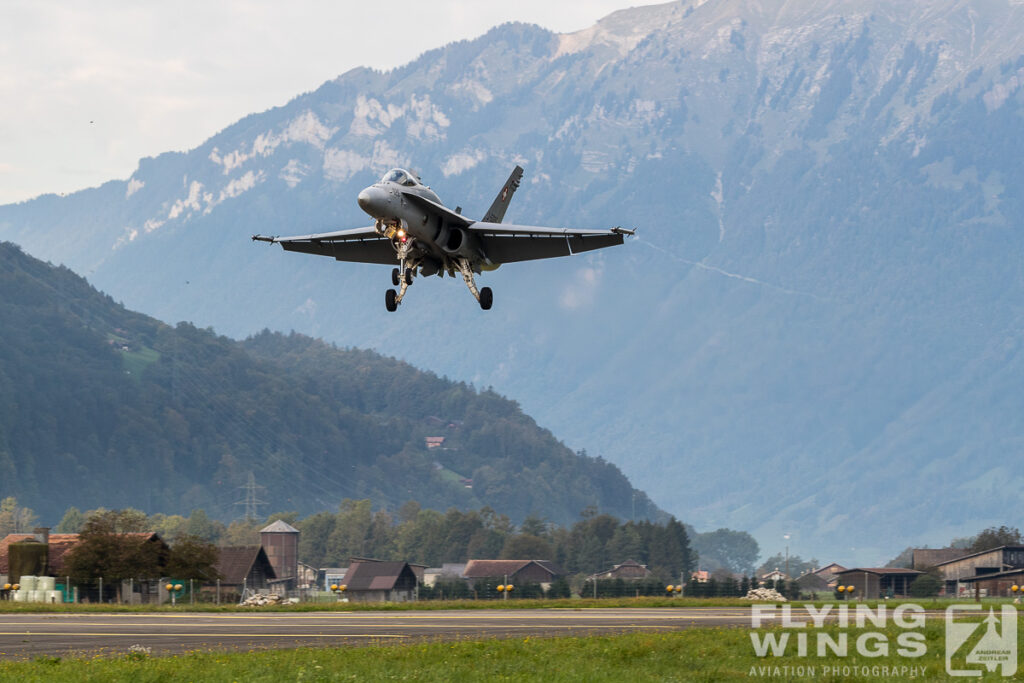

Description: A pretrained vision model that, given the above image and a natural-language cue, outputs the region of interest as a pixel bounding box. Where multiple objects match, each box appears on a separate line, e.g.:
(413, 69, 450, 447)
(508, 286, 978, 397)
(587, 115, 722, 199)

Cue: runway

(0, 607, 753, 659)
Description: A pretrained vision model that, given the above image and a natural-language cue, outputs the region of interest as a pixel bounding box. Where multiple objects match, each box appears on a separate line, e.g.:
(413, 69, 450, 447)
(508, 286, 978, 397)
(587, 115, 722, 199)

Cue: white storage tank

(19, 575, 38, 591)
(37, 576, 55, 592)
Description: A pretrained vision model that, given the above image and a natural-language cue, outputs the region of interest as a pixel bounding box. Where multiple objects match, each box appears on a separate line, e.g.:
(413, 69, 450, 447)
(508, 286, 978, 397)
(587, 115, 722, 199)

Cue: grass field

(0, 620, 1009, 682)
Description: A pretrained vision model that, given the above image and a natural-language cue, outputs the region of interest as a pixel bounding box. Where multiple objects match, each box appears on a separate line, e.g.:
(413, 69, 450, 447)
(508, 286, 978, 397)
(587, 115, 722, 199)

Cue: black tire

(404, 268, 413, 285)
(385, 289, 398, 312)
(479, 287, 493, 310)
(391, 268, 400, 286)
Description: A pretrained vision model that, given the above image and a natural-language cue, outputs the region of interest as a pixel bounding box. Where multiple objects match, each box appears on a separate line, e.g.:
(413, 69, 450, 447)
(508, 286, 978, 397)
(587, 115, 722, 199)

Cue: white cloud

(442, 150, 487, 177)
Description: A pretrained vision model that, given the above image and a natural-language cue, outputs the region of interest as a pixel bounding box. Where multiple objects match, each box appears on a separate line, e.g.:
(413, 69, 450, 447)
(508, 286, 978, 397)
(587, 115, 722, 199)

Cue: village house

(462, 559, 562, 590)
(342, 559, 419, 602)
(589, 559, 651, 581)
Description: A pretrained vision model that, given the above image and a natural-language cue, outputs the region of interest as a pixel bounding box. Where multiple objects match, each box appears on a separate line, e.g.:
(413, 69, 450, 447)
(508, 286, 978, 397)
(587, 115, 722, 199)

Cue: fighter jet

(252, 166, 633, 311)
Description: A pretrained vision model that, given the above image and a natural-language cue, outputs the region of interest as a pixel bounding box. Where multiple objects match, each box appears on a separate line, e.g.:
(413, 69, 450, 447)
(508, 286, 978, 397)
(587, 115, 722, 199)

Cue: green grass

(0, 622, 1007, 682)
(119, 345, 160, 378)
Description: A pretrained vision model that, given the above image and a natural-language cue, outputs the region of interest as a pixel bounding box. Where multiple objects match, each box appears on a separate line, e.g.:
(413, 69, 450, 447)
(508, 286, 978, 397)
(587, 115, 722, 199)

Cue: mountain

(0, 242, 657, 525)
(2, 0, 1024, 563)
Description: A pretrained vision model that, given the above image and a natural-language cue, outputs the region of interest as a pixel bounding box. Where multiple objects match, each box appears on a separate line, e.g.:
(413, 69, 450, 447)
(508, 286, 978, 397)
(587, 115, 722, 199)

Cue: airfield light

(166, 582, 184, 606)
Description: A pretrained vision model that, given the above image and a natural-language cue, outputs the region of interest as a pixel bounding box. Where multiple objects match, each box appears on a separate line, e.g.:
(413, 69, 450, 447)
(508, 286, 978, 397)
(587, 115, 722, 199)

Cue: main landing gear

(456, 258, 492, 310)
(384, 255, 493, 312)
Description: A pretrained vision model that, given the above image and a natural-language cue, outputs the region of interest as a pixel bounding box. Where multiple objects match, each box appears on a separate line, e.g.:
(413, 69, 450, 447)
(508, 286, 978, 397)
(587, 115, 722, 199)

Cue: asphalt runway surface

(0, 606, 952, 660)
(0, 607, 754, 659)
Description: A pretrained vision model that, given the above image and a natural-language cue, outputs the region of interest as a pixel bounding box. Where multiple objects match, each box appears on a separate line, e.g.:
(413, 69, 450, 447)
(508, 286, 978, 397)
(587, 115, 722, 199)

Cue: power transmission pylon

(234, 471, 266, 522)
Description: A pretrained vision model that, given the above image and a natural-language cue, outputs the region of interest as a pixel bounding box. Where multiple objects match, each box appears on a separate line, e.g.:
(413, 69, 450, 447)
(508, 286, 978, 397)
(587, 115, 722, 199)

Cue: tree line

(3, 494, 772, 582)
(12, 499, 698, 580)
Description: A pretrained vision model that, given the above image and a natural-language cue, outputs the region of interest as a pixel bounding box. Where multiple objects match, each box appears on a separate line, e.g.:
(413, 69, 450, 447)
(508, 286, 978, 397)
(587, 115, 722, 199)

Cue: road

(0, 607, 754, 659)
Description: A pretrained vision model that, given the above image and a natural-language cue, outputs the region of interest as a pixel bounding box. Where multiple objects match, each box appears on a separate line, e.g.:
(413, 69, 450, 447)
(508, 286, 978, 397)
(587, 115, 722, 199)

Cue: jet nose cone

(357, 186, 384, 216)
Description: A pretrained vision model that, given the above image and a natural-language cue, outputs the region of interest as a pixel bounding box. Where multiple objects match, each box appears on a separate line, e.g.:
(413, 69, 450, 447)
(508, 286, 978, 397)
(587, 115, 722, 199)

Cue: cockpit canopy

(382, 168, 418, 187)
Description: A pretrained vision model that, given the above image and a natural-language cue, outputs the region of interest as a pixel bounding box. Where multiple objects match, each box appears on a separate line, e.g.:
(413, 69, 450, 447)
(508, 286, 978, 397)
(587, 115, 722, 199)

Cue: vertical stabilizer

(482, 166, 524, 223)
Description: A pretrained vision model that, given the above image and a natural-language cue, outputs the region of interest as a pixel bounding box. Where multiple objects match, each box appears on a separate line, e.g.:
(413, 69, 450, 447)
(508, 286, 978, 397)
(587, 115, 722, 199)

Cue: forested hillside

(0, 242, 657, 525)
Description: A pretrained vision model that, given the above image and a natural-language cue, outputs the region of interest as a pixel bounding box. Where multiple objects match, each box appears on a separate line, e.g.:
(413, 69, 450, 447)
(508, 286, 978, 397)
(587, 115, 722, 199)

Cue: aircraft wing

(468, 222, 634, 264)
(252, 226, 395, 264)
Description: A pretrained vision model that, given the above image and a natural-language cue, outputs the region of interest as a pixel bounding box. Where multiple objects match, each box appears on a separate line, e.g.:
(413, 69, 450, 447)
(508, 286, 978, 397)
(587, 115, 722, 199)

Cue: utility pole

(784, 534, 790, 582)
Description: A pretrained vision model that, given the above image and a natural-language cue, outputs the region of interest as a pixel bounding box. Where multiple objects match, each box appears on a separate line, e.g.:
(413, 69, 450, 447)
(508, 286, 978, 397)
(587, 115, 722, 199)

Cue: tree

(520, 514, 549, 538)
(55, 506, 85, 533)
(885, 547, 914, 569)
(297, 511, 337, 569)
(756, 553, 818, 578)
(222, 519, 261, 546)
(546, 576, 571, 599)
(63, 510, 166, 600)
(83, 507, 148, 532)
(607, 525, 643, 563)
(968, 526, 1022, 553)
(165, 535, 221, 581)
(326, 499, 373, 563)
(0, 497, 37, 536)
(184, 509, 223, 542)
(692, 528, 760, 574)
(908, 574, 942, 598)
(149, 513, 189, 542)
(500, 534, 554, 560)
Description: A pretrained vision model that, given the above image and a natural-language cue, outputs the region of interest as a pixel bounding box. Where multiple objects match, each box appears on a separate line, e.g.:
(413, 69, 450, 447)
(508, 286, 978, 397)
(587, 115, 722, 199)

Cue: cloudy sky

(0, 1, 636, 205)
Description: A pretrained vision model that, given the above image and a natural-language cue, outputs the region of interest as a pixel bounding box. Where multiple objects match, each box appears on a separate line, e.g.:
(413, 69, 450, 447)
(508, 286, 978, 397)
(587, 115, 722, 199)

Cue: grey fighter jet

(253, 166, 633, 311)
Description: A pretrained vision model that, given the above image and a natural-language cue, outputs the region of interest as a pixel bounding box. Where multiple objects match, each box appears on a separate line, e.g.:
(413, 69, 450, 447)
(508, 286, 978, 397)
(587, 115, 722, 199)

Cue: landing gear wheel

(385, 289, 398, 312)
(391, 268, 400, 286)
(404, 269, 413, 286)
(479, 287, 493, 310)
